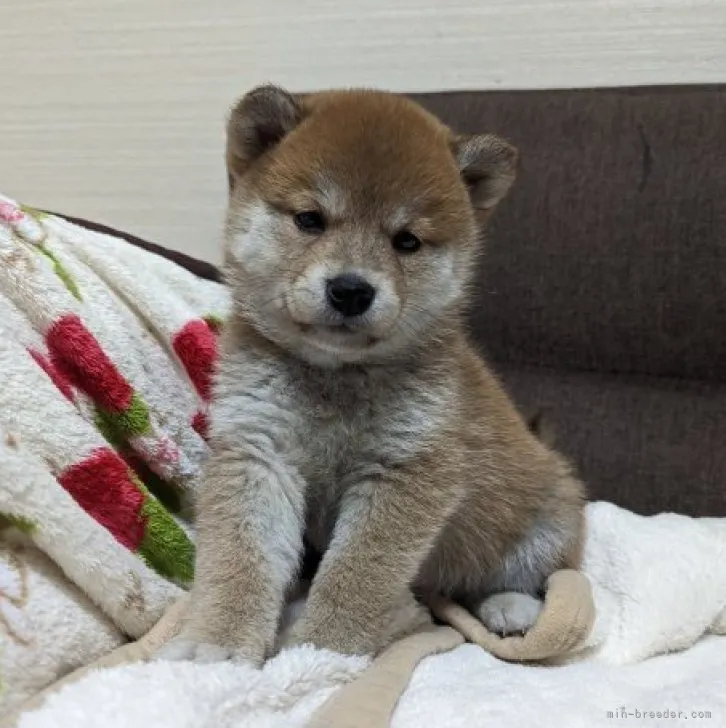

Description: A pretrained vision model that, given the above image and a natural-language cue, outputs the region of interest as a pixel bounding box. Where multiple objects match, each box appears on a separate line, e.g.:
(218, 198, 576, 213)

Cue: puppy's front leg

(158, 447, 305, 665)
(290, 472, 456, 656)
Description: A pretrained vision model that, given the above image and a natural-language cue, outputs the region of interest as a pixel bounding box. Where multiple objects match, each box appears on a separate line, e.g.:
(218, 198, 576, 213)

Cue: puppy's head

(224, 85, 517, 367)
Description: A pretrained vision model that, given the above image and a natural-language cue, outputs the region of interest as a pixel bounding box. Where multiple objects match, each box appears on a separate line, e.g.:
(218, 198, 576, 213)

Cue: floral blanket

(0, 194, 229, 714)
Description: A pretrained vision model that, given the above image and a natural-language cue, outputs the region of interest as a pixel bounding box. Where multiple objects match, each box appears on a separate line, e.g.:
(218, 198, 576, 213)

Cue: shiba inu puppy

(159, 86, 585, 664)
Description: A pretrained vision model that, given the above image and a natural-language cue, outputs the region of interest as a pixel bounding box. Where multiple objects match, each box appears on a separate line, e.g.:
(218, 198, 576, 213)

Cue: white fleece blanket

(18, 502, 726, 728)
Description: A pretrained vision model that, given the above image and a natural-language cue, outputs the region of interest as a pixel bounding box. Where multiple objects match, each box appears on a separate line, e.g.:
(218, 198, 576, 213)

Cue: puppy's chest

(217, 355, 451, 548)
(293, 370, 447, 547)
(227, 360, 446, 480)
(293, 372, 432, 481)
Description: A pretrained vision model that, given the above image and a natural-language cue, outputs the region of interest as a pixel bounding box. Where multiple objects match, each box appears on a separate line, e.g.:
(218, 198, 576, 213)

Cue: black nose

(326, 274, 376, 317)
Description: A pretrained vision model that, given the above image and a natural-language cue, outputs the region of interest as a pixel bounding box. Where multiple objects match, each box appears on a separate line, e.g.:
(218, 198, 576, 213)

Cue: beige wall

(1, 0, 725, 263)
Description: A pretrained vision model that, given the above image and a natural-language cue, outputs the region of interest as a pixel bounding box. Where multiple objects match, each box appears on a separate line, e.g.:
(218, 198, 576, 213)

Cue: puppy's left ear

(452, 134, 518, 211)
(226, 84, 303, 189)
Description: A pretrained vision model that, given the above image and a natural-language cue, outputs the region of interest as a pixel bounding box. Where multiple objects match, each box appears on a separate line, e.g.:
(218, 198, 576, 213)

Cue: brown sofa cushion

(503, 368, 726, 516)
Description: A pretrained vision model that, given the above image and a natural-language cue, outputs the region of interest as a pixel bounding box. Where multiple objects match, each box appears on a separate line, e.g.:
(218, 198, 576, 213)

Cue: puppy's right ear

(226, 85, 302, 189)
(451, 134, 518, 213)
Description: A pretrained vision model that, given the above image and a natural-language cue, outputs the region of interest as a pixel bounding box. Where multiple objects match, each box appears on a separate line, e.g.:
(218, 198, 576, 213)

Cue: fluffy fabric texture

(14, 502, 726, 728)
(0, 541, 123, 714)
(390, 637, 725, 728)
(17, 649, 369, 728)
(0, 194, 229, 714)
(579, 502, 726, 663)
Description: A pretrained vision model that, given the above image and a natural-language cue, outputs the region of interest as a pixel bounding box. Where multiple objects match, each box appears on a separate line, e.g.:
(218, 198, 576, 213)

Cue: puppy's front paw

(476, 592, 543, 636)
(287, 592, 428, 656)
(154, 636, 264, 666)
(286, 618, 374, 656)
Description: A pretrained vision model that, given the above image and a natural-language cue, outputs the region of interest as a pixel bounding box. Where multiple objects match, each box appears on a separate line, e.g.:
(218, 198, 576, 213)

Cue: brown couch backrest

(413, 87, 726, 384)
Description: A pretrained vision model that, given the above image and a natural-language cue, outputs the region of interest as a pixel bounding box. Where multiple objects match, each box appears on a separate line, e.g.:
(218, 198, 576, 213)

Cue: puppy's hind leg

(476, 515, 581, 636)
(476, 592, 543, 636)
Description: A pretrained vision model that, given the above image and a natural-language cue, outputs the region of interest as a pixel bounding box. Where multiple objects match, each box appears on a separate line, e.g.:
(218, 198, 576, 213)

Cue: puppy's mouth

(297, 322, 378, 347)
(322, 323, 358, 335)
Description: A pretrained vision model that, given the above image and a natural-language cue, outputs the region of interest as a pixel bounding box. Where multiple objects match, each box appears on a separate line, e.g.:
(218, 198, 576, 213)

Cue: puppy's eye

(391, 230, 422, 254)
(294, 210, 326, 234)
